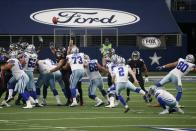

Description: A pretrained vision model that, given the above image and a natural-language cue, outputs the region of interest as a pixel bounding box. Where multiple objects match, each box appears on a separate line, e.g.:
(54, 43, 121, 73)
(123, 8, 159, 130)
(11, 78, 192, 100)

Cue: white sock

(72, 98, 77, 103)
(55, 95, 61, 104)
(8, 89, 13, 99)
(109, 96, 115, 106)
(26, 100, 32, 107)
(139, 90, 145, 95)
(95, 97, 102, 103)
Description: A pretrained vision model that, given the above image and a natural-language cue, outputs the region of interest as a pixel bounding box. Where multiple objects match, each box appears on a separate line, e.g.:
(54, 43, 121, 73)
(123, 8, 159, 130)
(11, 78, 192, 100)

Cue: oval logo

(30, 8, 140, 27)
(142, 37, 161, 49)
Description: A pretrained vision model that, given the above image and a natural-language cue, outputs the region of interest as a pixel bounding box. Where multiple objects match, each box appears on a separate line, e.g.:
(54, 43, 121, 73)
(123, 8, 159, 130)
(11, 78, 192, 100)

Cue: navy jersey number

(118, 67, 124, 76)
(89, 62, 98, 72)
(176, 61, 189, 73)
(72, 56, 83, 64)
(28, 58, 37, 68)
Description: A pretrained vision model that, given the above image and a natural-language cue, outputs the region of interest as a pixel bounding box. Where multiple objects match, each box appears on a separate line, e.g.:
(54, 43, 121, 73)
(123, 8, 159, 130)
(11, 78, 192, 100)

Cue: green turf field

(0, 82, 196, 131)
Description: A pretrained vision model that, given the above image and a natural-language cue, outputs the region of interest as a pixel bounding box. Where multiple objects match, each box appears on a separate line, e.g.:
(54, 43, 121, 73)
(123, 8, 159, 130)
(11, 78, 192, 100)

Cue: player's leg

(62, 71, 72, 106)
(116, 83, 130, 113)
(97, 78, 108, 104)
(70, 70, 84, 107)
(77, 80, 83, 106)
(48, 74, 62, 106)
(155, 73, 171, 87)
(126, 76, 134, 102)
(15, 74, 33, 109)
(55, 72, 67, 99)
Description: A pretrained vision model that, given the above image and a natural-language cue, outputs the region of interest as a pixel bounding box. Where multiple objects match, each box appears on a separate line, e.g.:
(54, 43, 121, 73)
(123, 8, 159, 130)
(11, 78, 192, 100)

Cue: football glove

(144, 77, 149, 83)
(156, 66, 165, 70)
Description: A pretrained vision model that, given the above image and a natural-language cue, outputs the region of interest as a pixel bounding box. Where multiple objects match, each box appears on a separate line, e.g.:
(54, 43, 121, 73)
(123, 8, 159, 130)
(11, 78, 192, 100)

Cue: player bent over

(1, 54, 33, 108)
(148, 86, 184, 115)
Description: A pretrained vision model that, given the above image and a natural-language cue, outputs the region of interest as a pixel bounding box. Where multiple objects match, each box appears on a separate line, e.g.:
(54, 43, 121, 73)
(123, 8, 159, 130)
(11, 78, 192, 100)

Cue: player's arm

(50, 59, 65, 73)
(157, 61, 178, 70)
(128, 67, 139, 84)
(97, 62, 109, 73)
(62, 62, 70, 70)
(1, 63, 12, 71)
(111, 73, 116, 84)
(191, 66, 196, 72)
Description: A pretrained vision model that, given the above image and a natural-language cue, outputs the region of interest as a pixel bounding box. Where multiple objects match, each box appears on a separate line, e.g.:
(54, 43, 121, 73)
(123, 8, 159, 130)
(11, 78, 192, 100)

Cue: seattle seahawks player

(23, 44, 42, 107)
(112, 58, 149, 113)
(84, 55, 108, 107)
(148, 86, 184, 115)
(156, 54, 196, 107)
(1, 52, 33, 108)
(50, 47, 85, 107)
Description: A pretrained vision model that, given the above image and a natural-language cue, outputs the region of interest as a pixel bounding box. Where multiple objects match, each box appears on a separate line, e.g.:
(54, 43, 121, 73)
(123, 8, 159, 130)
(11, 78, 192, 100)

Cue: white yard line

(1, 124, 196, 130)
(1, 116, 196, 122)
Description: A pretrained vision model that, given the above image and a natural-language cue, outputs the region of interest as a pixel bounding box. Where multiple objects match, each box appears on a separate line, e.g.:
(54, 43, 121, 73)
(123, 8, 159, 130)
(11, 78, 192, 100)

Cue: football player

(148, 86, 184, 115)
(112, 58, 149, 113)
(126, 51, 149, 102)
(156, 54, 196, 106)
(50, 47, 85, 107)
(0, 47, 12, 107)
(23, 44, 42, 107)
(36, 59, 63, 106)
(1, 52, 33, 108)
(84, 55, 108, 107)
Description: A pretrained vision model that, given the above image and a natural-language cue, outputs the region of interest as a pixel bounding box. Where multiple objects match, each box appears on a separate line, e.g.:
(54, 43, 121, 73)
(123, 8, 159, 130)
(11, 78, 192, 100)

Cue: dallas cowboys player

(23, 44, 42, 107)
(156, 54, 196, 106)
(50, 47, 85, 107)
(36, 59, 62, 106)
(1, 52, 33, 108)
(148, 86, 184, 115)
(84, 55, 108, 107)
(112, 59, 148, 113)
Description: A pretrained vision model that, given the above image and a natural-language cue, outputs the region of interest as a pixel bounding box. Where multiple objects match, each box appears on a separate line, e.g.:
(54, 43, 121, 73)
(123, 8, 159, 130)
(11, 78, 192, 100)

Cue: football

(52, 16, 59, 24)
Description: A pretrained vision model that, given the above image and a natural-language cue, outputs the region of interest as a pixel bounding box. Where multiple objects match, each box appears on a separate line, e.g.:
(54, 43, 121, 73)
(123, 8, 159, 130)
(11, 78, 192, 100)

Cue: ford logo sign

(142, 37, 161, 49)
(30, 8, 140, 27)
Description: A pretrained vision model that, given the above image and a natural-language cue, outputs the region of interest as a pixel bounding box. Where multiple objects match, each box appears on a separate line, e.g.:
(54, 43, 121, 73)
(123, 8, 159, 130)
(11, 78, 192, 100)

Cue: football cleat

(124, 107, 130, 113)
(105, 104, 115, 108)
(35, 103, 43, 107)
(95, 101, 104, 107)
(159, 109, 169, 115)
(1, 100, 11, 107)
(176, 107, 184, 114)
(22, 105, 33, 109)
(70, 102, 78, 107)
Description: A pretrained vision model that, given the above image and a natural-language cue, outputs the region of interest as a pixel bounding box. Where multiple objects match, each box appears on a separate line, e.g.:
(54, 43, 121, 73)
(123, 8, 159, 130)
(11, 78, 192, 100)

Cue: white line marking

(1, 116, 196, 122)
(1, 124, 196, 130)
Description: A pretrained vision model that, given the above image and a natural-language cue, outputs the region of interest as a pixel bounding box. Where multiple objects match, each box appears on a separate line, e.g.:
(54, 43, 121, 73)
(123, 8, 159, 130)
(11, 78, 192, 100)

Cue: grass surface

(0, 81, 196, 131)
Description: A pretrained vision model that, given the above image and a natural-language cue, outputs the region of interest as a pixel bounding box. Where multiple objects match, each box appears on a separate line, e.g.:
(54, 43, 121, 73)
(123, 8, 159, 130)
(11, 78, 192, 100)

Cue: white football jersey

(85, 59, 102, 80)
(24, 52, 38, 71)
(7, 58, 26, 80)
(155, 89, 176, 103)
(106, 62, 118, 75)
(113, 65, 129, 83)
(171, 58, 195, 77)
(38, 59, 56, 74)
(66, 53, 84, 71)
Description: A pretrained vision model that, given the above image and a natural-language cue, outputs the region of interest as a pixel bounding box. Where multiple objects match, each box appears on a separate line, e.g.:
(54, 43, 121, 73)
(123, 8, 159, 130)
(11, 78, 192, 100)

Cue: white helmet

(71, 47, 79, 54)
(118, 57, 126, 65)
(9, 51, 18, 58)
(26, 44, 35, 53)
(185, 54, 195, 63)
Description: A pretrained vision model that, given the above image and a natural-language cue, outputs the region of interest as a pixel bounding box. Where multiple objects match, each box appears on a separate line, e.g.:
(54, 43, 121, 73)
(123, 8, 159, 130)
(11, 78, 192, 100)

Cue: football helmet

(26, 44, 35, 53)
(71, 47, 79, 54)
(9, 51, 18, 58)
(185, 54, 195, 63)
(131, 51, 140, 60)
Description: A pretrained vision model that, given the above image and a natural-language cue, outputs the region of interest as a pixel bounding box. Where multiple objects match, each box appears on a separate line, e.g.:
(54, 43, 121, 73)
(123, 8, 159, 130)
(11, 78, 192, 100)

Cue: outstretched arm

(50, 59, 65, 73)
